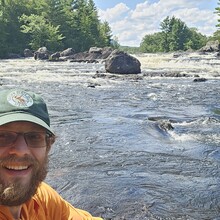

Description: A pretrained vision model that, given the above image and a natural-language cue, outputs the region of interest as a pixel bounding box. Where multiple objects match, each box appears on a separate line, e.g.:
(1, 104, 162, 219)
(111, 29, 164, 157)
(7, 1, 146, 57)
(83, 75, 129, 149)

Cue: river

(0, 52, 219, 219)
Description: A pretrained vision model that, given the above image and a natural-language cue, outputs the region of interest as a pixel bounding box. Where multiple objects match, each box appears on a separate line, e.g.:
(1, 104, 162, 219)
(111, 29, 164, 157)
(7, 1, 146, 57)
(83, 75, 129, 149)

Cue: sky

(93, 0, 219, 46)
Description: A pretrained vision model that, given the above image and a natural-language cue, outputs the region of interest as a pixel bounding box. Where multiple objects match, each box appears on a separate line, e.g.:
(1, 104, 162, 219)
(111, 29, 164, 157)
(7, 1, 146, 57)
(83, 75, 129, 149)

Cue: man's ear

(46, 135, 56, 151)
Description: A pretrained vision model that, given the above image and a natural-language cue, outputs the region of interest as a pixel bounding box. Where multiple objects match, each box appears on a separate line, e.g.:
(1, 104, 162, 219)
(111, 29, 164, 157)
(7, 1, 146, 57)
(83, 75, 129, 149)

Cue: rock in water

(105, 50, 141, 74)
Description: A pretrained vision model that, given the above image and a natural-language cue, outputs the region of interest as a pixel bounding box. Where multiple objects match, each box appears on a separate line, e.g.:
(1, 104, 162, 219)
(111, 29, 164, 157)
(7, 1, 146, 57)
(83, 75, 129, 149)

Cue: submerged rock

(193, 78, 207, 82)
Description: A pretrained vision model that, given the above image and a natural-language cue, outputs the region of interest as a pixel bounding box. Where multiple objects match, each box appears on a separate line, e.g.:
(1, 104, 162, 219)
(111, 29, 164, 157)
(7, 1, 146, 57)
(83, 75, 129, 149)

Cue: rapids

(0, 52, 219, 219)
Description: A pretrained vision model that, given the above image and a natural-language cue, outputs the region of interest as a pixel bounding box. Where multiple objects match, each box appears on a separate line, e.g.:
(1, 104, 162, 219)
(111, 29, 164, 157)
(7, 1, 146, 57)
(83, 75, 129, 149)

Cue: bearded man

(0, 89, 102, 220)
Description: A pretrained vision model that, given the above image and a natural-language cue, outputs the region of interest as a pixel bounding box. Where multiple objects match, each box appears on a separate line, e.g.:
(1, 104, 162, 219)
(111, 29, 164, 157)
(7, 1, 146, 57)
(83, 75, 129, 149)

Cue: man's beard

(0, 154, 48, 206)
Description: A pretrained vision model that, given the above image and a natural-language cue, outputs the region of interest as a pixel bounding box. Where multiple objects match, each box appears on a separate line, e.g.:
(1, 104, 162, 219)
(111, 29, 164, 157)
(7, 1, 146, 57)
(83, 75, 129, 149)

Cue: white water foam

(134, 52, 220, 78)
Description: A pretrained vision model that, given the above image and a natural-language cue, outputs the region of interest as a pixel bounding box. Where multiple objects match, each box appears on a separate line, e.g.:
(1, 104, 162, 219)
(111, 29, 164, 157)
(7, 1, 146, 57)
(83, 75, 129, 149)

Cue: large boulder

(105, 50, 141, 74)
(60, 48, 75, 57)
(100, 47, 113, 59)
(65, 47, 113, 62)
(32, 46, 113, 62)
(49, 52, 61, 61)
(85, 47, 113, 60)
(199, 40, 220, 53)
(89, 47, 103, 54)
(34, 47, 50, 60)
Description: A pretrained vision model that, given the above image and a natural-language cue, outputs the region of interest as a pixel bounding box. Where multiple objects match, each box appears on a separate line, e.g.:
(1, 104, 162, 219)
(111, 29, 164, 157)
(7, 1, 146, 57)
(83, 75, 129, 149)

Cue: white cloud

(97, 0, 218, 46)
(98, 3, 130, 22)
(169, 8, 218, 36)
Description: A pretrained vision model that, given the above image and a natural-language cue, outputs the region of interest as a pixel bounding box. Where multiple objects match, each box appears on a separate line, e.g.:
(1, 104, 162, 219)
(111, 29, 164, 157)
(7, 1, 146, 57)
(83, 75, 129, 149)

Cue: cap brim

(0, 113, 54, 135)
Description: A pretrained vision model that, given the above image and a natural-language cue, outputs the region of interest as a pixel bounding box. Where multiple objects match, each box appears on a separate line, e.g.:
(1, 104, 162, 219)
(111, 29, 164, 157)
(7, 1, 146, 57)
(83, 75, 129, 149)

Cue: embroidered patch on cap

(7, 90, 34, 107)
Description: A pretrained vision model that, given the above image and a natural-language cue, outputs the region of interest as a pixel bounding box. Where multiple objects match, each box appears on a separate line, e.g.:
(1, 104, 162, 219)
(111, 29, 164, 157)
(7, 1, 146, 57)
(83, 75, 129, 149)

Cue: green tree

(213, 1, 220, 42)
(212, 30, 220, 41)
(20, 14, 64, 51)
(160, 16, 172, 52)
(169, 17, 190, 51)
(140, 32, 163, 52)
(215, 0, 220, 28)
(0, 20, 8, 58)
(0, 0, 31, 55)
(160, 16, 190, 51)
(185, 28, 207, 50)
(111, 36, 120, 49)
(0, 0, 113, 58)
(99, 21, 112, 47)
(141, 16, 207, 53)
(68, 0, 111, 51)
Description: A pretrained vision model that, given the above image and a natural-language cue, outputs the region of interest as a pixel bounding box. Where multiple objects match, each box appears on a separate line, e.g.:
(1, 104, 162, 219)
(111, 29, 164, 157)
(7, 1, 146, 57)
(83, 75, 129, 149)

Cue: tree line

(1, 0, 220, 58)
(140, 16, 208, 53)
(0, 0, 112, 58)
(128, 2, 220, 53)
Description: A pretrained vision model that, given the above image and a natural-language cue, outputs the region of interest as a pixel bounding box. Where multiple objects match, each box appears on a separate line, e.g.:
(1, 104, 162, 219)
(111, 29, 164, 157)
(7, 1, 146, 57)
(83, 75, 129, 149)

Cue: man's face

(0, 121, 51, 206)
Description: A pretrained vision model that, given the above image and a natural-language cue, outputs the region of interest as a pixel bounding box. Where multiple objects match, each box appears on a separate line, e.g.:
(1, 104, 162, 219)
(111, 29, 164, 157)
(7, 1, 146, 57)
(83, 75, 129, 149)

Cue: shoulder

(33, 182, 64, 207)
(32, 182, 71, 219)
(35, 182, 59, 199)
(33, 182, 103, 220)
(36, 182, 58, 196)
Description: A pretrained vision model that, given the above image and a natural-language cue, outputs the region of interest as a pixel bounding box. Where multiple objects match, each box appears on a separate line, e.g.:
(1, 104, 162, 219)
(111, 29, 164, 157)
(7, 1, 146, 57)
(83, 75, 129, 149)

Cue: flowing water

(0, 52, 219, 219)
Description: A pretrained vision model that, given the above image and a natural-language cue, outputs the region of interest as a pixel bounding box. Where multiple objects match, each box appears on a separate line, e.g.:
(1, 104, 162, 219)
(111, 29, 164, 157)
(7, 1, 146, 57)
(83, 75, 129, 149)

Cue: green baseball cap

(0, 89, 54, 135)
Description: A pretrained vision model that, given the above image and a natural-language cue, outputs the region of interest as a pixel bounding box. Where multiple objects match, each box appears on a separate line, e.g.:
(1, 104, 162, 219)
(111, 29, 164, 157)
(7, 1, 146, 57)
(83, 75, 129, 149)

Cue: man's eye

(26, 133, 43, 140)
(0, 134, 6, 139)
(0, 133, 11, 139)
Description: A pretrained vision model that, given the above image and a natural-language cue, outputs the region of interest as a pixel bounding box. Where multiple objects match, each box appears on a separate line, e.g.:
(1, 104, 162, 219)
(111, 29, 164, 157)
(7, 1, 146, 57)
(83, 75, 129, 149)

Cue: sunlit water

(0, 52, 219, 219)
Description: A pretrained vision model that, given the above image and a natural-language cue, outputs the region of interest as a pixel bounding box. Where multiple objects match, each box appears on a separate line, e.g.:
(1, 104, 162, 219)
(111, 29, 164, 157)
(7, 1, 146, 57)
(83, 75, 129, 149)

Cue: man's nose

(8, 134, 30, 156)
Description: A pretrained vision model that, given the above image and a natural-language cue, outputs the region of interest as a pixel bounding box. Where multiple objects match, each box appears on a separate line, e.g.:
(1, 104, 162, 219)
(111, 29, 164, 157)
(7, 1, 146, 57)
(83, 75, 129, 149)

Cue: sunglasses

(0, 131, 53, 148)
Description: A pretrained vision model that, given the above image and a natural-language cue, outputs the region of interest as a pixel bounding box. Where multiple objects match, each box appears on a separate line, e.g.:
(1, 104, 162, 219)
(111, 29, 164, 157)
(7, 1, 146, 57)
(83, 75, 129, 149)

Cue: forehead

(0, 121, 46, 131)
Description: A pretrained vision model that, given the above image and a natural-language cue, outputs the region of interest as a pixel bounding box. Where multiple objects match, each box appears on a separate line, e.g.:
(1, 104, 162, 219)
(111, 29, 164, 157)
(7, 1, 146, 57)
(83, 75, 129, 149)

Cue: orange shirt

(0, 182, 103, 220)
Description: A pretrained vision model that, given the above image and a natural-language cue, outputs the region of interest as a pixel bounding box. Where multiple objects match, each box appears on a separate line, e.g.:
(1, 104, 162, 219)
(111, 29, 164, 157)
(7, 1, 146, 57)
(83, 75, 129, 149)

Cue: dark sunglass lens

(0, 132, 17, 147)
(24, 132, 47, 148)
